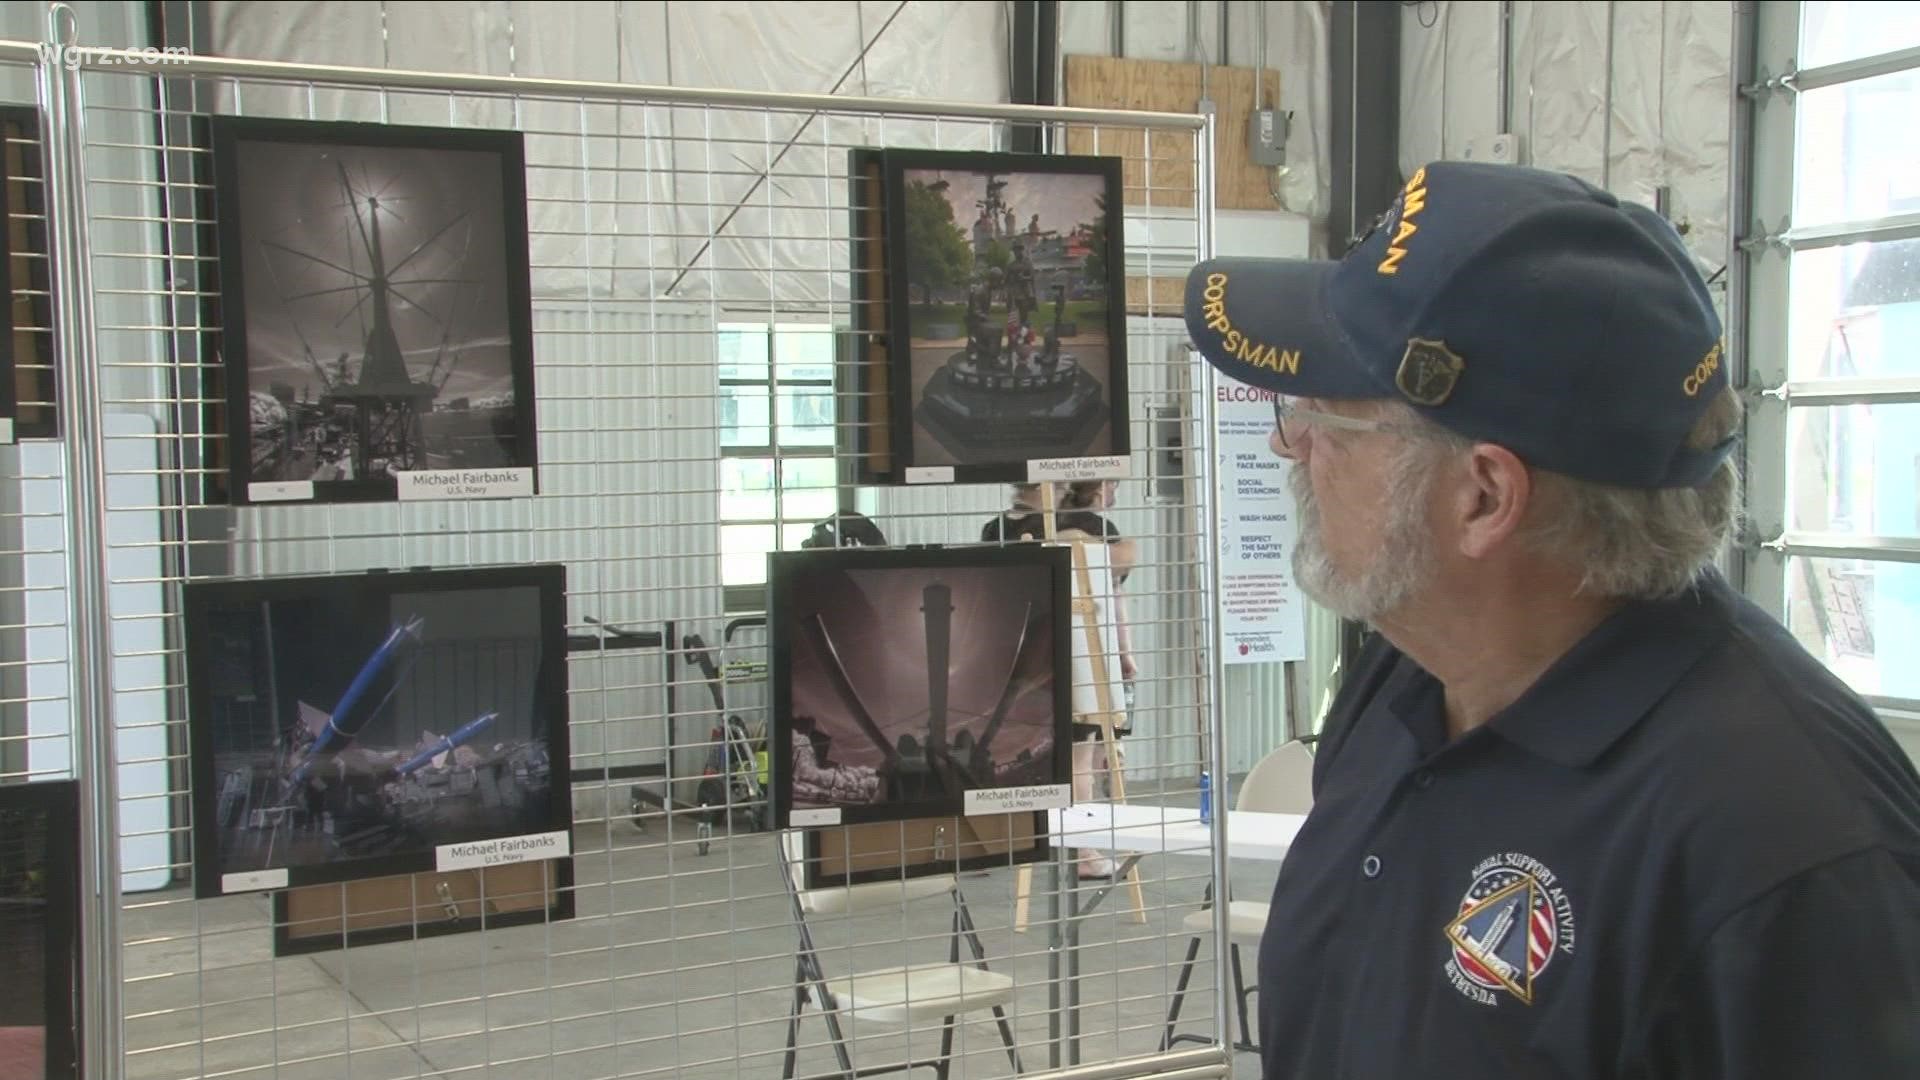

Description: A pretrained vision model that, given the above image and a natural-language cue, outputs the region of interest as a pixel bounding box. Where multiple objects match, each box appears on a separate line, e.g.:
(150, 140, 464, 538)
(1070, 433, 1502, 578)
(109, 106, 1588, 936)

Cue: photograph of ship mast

(768, 544, 1073, 829)
(209, 116, 538, 504)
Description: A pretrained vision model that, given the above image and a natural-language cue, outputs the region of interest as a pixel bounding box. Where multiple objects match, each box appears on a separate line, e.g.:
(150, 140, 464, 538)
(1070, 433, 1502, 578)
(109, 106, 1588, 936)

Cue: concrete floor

(116, 804, 1272, 1080)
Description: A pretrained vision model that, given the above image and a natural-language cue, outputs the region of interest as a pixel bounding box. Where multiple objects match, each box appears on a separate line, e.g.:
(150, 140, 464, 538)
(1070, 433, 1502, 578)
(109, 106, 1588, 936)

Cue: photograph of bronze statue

(883, 153, 1128, 477)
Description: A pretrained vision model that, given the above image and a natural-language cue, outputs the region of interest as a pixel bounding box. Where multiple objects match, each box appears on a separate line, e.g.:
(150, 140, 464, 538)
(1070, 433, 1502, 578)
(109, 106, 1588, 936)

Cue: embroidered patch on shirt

(1443, 852, 1578, 1006)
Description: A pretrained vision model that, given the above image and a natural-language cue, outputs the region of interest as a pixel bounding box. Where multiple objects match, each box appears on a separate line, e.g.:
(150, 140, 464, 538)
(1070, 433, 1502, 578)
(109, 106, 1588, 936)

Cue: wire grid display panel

(0, 69, 62, 790)
(74, 60, 1226, 1080)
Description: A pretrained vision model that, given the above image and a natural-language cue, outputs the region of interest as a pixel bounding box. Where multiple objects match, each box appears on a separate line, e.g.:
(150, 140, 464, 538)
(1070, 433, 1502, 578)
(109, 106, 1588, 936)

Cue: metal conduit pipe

(40, 5, 125, 1079)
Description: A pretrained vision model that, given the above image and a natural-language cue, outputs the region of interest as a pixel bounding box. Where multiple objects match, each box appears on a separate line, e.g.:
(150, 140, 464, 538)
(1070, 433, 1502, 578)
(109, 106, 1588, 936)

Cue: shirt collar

(1483, 569, 1737, 768)
(1385, 569, 1738, 770)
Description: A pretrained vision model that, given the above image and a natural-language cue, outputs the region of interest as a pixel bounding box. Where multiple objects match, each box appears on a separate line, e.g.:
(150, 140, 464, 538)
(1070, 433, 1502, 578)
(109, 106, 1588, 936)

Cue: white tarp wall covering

(192, 0, 1742, 771)
(1400, 1, 1736, 291)
(201, 0, 1736, 280)
(208, 0, 1013, 310)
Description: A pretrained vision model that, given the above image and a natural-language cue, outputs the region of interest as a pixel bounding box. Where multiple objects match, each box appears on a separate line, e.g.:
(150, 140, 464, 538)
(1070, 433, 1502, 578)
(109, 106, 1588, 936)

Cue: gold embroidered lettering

(1200, 273, 1306, 375)
(1378, 167, 1431, 276)
(1683, 341, 1723, 397)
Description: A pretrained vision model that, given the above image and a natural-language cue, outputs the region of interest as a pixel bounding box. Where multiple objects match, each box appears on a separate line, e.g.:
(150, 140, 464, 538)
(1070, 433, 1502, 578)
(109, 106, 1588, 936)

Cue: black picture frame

(851, 147, 1130, 485)
(207, 115, 539, 506)
(844, 146, 895, 485)
(183, 563, 573, 899)
(0, 779, 82, 1080)
(767, 543, 1074, 831)
(0, 104, 57, 441)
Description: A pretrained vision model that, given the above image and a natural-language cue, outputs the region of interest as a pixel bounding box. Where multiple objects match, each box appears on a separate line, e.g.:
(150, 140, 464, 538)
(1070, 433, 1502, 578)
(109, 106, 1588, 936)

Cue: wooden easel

(1014, 481, 1147, 929)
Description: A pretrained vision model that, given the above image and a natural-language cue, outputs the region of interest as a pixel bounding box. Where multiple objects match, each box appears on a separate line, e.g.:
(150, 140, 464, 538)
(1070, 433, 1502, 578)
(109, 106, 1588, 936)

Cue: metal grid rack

(4, 11, 1244, 1079)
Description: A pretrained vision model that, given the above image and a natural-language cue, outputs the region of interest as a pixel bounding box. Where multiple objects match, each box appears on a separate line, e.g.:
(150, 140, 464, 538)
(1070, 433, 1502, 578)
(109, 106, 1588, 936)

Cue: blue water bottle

(1199, 770, 1213, 825)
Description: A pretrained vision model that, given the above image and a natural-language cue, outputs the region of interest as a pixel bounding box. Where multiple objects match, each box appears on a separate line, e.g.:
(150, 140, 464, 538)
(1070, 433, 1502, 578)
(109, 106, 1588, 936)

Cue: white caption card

(964, 783, 1074, 816)
(1027, 455, 1131, 483)
(435, 829, 572, 872)
(222, 868, 289, 894)
(395, 467, 535, 501)
(248, 480, 314, 502)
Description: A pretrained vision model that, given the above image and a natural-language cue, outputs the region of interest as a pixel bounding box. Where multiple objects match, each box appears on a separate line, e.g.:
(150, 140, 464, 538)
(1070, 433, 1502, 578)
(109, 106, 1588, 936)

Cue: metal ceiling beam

(1328, 0, 1403, 256)
(1328, 0, 1403, 676)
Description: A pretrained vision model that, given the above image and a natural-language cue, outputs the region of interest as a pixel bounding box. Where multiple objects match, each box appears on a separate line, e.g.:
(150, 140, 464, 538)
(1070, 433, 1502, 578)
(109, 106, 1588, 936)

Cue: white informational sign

(435, 828, 573, 872)
(396, 467, 535, 501)
(964, 782, 1073, 816)
(790, 807, 842, 827)
(1210, 367, 1308, 664)
(904, 466, 954, 485)
(1027, 454, 1131, 483)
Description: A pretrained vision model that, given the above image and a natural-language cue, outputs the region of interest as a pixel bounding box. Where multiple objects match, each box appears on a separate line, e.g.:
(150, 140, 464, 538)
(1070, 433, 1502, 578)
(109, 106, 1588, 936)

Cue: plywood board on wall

(1062, 55, 1284, 212)
(1127, 276, 1187, 317)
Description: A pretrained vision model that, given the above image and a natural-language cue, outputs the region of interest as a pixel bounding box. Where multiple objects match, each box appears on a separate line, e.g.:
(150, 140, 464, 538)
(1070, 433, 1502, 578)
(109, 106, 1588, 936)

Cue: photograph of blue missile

(195, 572, 560, 884)
(283, 614, 426, 793)
(393, 711, 498, 776)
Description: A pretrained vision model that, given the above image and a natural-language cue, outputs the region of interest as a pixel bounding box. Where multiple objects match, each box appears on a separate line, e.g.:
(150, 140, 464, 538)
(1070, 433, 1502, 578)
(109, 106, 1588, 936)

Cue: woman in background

(981, 480, 1136, 878)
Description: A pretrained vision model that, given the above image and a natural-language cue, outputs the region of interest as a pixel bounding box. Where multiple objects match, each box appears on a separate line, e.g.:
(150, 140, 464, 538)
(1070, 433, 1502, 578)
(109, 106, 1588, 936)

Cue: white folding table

(1051, 803, 1308, 863)
(1038, 802, 1309, 1068)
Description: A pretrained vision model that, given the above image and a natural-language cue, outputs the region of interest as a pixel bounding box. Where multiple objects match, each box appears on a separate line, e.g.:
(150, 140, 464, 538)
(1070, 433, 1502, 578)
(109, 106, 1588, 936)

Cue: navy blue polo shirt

(1256, 569, 1920, 1078)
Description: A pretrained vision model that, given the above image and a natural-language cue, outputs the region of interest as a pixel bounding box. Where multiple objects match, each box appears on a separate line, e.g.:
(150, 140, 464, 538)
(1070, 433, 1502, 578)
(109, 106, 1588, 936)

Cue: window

(1748, 3, 1920, 761)
(717, 321, 855, 611)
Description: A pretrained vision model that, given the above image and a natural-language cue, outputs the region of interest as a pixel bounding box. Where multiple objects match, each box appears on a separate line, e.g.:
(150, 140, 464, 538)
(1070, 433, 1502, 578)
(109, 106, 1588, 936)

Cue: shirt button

(1362, 854, 1382, 879)
(1414, 769, 1435, 790)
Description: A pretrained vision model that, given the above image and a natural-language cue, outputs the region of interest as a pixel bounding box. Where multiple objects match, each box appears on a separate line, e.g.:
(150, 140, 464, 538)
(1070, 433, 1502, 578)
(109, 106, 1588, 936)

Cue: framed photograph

(0, 780, 82, 1080)
(767, 544, 1073, 831)
(184, 564, 572, 899)
(854, 147, 1129, 485)
(208, 116, 539, 505)
(0, 104, 57, 442)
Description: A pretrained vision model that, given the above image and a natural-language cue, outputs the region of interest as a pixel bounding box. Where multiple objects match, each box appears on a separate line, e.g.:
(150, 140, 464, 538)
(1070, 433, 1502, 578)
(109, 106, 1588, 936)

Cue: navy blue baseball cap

(1186, 161, 1735, 488)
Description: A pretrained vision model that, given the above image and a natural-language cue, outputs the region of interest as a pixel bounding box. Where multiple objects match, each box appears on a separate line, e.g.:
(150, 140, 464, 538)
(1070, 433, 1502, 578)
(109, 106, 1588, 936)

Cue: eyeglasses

(1272, 396, 1413, 449)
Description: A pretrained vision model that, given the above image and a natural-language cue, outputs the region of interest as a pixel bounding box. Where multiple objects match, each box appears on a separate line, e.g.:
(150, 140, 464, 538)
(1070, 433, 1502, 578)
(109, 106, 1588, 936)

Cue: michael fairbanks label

(790, 807, 841, 827)
(965, 783, 1073, 816)
(1027, 455, 1131, 483)
(249, 480, 314, 502)
(435, 829, 571, 872)
(396, 467, 534, 501)
(222, 868, 288, 894)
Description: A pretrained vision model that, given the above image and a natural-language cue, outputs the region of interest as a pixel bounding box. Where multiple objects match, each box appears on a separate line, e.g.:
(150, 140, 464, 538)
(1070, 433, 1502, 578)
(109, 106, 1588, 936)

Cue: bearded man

(1185, 161, 1920, 1080)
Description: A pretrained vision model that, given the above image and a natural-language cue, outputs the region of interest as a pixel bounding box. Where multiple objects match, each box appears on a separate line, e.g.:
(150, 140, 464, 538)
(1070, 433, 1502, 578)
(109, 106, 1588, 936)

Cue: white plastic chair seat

(799, 874, 956, 916)
(820, 962, 1019, 1024)
(1182, 900, 1270, 943)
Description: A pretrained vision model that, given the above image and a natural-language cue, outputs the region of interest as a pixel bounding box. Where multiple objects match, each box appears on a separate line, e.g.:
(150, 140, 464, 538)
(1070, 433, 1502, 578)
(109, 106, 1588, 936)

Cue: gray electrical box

(1249, 108, 1289, 166)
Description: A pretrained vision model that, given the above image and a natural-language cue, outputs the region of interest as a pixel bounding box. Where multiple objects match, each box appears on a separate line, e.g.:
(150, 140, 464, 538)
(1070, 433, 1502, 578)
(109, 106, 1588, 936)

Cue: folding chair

(1160, 740, 1315, 1053)
(777, 829, 1026, 1079)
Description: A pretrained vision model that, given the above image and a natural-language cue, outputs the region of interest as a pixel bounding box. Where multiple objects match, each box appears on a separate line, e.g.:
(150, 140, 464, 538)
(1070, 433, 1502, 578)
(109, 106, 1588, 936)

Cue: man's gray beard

(1288, 454, 1438, 624)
